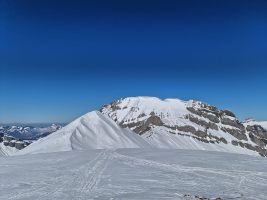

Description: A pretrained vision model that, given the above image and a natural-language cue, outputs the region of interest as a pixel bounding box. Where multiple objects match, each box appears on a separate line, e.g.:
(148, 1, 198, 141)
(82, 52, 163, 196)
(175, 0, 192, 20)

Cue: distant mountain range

(3, 96, 267, 157)
(0, 124, 63, 140)
(0, 123, 63, 155)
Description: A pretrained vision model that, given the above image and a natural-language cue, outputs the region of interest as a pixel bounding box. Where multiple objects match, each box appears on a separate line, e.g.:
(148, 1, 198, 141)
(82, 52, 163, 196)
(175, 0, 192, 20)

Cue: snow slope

(2, 149, 267, 200)
(102, 96, 190, 127)
(101, 96, 267, 156)
(0, 143, 19, 156)
(142, 126, 258, 156)
(18, 111, 150, 155)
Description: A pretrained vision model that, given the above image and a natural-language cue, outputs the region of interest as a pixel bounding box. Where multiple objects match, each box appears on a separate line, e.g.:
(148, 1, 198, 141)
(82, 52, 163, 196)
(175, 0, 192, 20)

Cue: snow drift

(18, 111, 150, 154)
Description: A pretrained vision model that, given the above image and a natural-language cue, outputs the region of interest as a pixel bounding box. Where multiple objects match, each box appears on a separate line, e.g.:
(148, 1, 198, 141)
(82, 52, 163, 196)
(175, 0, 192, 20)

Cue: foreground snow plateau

(0, 149, 267, 200)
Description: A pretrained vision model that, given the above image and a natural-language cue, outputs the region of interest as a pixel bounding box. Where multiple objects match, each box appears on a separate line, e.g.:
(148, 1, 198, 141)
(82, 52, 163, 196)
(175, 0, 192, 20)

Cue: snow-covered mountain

(18, 111, 150, 155)
(16, 96, 267, 157)
(0, 124, 62, 140)
(101, 96, 267, 156)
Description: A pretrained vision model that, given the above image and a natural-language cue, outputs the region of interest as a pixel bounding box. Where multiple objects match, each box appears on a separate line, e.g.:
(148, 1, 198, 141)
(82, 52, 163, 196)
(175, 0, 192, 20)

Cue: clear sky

(0, 0, 267, 123)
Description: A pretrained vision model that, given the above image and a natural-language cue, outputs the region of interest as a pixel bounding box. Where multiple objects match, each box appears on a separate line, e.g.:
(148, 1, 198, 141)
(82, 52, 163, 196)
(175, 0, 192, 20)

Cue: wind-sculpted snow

(1, 149, 267, 199)
(0, 143, 19, 156)
(17, 111, 150, 155)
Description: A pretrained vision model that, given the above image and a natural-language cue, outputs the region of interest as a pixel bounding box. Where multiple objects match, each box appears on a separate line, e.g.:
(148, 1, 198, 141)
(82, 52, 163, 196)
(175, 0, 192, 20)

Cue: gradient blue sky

(0, 0, 267, 123)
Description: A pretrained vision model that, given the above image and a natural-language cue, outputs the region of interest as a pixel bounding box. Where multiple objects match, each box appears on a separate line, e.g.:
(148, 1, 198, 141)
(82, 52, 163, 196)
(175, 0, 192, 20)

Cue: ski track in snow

(4, 151, 113, 200)
(78, 150, 113, 194)
(113, 152, 267, 199)
(1, 149, 267, 200)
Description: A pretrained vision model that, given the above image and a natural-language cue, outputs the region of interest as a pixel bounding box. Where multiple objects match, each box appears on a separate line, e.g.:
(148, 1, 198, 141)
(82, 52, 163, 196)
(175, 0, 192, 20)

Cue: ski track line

(7, 150, 110, 200)
(114, 152, 267, 175)
(37, 150, 112, 200)
(113, 152, 267, 180)
(79, 150, 113, 193)
(113, 152, 266, 200)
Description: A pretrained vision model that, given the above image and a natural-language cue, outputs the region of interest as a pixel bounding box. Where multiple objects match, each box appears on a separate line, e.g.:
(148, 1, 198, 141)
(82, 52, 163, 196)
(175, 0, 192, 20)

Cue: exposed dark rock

(231, 140, 238, 146)
(150, 111, 156, 116)
(133, 115, 163, 134)
(137, 113, 146, 118)
(175, 125, 196, 133)
(219, 137, 227, 144)
(239, 142, 245, 148)
(166, 124, 209, 138)
(192, 136, 209, 143)
(249, 133, 267, 147)
(201, 112, 220, 123)
(130, 107, 139, 112)
(220, 110, 236, 118)
(134, 126, 151, 135)
(244, 143, 256, 151)
(9, 141, 15, 147)
(15, 142, 25, 150)
(246, 125, 267, 139)
(201, 103, 218, 112)
(255, 146, 267, 157)
(146, 115, 163, 126)
(194, 130, 208, 138)
(221, 117, 245, 130)
(3, 141, 9, 146)
(110, 100, 121, 111)
(120, 120, 140, 129)
(99, 105, 107, 113)
(187, 115, 218, 130)
(187, 106, 221, 119)
(231, 140, 267, 157)
(183, 194, 222, 200)
(0, 132, 4, 137)
(207, 135, 228, 144)
(186, 107, 203, 116)
(170, 131, 226, 145)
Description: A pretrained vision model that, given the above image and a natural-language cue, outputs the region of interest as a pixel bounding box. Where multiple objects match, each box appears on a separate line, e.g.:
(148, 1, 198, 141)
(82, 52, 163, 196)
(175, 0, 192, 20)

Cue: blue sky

(1, 0, 267, 123)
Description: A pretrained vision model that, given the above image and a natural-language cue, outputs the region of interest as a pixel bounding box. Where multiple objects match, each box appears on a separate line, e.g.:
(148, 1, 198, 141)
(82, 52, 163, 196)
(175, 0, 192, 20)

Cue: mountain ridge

(9, 96, 267, 157)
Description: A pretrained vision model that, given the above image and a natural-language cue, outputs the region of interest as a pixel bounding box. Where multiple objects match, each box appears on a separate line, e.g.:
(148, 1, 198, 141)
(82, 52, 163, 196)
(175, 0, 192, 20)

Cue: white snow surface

(102, 96, 190, 127)
(1, 149, 267, 200)
(0, 143, 19, 156)
(18, 111, 150, 155)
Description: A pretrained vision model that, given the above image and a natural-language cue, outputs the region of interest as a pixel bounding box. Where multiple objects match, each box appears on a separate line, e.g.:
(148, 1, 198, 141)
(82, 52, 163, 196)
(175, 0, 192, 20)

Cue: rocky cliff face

(101, 97, 267, 156)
